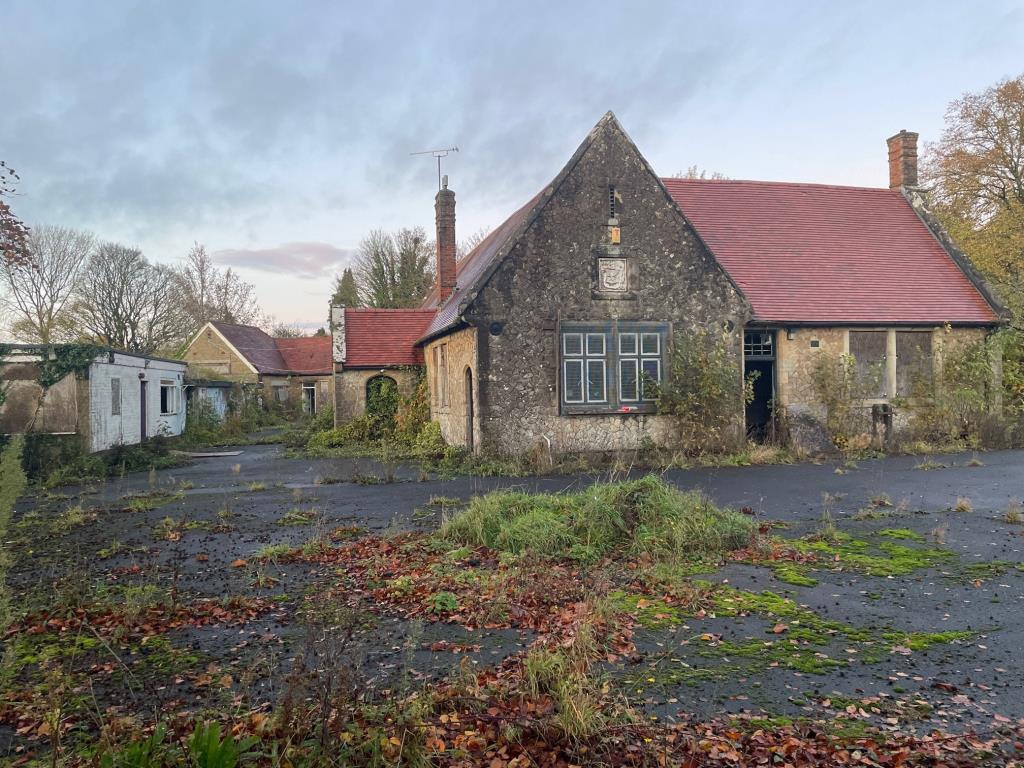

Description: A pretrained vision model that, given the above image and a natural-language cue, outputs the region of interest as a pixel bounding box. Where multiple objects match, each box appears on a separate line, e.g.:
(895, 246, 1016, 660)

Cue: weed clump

(440, 475, 755, 563)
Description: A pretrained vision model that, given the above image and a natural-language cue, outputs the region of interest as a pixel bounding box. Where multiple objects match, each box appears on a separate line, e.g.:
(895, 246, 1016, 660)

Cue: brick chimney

(435, 175, 457, 302)
(887, 129, 919, 189)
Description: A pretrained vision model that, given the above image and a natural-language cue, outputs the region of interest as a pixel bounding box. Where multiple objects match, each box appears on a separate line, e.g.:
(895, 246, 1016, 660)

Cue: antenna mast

(411, 146, 459, 189)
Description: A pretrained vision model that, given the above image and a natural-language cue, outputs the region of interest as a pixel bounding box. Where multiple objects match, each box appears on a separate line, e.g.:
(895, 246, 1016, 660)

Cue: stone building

(0, 345, 187, 452)
(333, 113, 1005, 454)
(181, 321, 333, 414)
(329, 308, 435, 422)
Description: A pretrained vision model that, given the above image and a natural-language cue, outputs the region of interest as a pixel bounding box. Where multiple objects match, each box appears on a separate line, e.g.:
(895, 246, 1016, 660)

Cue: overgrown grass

(1, 436, 27, 642)
(440, 475, 756, 564)
(30, 436, 189, 488)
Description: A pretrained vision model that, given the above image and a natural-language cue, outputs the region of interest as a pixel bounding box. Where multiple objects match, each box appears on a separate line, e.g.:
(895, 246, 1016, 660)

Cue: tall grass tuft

(440, 474, 754, 563)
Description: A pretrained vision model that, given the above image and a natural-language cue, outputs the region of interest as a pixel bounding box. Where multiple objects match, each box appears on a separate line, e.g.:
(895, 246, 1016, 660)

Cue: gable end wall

(462, 120, 750, 454)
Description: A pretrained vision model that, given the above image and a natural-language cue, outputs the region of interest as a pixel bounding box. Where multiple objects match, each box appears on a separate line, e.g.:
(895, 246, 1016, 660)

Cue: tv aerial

(411, 146, 459, 189)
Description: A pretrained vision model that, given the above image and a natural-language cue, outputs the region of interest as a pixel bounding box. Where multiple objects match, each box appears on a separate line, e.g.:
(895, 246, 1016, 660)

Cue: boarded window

(111, 378, 121, 416)
(433, 344, 449, 407)
(849, 331, 887, 398)
(896, 332, 933, 397)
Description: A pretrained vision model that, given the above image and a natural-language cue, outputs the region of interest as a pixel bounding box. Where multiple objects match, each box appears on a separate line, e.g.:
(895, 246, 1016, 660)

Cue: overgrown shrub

(181, 396, 223, 445)
(900, 329, 1021, 448)
(21, 433, 186, 487)
(656, 327, 749, 453)
(393, 377, 430, 443)
(441, 474, 756, 563)
(809, 353, 861, 451)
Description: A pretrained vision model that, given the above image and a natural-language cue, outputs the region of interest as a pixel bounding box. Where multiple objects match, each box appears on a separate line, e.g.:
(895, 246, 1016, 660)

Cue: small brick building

(333, 113, 1006, 454)
(182, 321, 333, 414)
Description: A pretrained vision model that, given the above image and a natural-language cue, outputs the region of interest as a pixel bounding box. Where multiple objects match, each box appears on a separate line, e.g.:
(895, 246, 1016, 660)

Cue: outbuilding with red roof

(182, 321, 334, 415)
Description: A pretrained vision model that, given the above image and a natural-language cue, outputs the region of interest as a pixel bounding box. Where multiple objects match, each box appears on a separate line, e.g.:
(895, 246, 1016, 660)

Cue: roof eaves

(415, 316, 470, 347)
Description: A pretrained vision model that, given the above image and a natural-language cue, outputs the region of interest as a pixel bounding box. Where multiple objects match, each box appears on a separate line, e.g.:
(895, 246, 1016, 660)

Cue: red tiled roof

(209, 321, 332, 375)
(275, 335, 332, 375)
(343, 308, 436, 367)
(662, 179, 998, 325)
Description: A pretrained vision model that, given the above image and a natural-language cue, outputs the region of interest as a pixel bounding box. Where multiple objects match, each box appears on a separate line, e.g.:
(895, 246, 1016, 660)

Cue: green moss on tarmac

(877, 528, 926, 542)
(618, 585, 973, 689)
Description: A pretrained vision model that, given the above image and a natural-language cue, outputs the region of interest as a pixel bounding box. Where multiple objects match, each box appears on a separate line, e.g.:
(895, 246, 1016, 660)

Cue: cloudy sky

(3, 1, 1022, 328)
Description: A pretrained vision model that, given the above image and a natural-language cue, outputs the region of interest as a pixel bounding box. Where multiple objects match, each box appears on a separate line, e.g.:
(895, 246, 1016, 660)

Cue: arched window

(365, 375, 399, 435)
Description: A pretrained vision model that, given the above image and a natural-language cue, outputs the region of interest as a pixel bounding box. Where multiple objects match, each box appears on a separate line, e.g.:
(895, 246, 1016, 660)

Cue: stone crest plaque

(598, 258, 628, 291)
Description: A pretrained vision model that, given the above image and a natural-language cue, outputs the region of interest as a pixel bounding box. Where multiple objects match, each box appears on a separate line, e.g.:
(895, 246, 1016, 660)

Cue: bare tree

(72, 243, 189, 354)
(0, 225, 94, 343)
(672, 165, 728, 180)
(177, 242, 262, 332)
(457, 227, 491, 259)
(1, 161, 30, 269)
(354, 227, 434, 308)
(270, 323, 305, 338)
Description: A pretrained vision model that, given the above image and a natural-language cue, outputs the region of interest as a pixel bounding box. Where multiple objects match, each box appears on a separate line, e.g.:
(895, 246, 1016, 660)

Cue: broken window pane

(849, 331, 887, 398)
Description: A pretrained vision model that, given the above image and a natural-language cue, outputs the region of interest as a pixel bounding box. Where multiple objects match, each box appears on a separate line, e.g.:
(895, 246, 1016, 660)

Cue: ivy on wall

(0, 343, 101, 410)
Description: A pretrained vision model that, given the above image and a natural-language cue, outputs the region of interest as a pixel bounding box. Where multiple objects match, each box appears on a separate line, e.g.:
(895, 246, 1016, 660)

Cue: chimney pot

(887, 129, 919, 189)
(435, 183, 457, 302)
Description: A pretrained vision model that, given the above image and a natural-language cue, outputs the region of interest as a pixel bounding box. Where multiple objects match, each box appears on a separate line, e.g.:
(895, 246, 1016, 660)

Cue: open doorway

(302, 383, 316, 415)
(743, 330, 776, 443)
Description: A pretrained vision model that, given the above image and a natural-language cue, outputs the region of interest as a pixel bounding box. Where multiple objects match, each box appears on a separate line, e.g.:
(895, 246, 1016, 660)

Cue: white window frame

(561, 330, 608, 405)
(561, 323, 667, 413)
(302, 382, 316, 414)
(563, 359, 585, 403)
(159, 379, 180, 415)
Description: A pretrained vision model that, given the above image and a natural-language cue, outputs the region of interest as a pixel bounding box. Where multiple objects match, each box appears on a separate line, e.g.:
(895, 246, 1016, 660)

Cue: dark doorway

(743, 330, 776, 443)
(139, 380, 148, 441)
(464, 368, 474, 452)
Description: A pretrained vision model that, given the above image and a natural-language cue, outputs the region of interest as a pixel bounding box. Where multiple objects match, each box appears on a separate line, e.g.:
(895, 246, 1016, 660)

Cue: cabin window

(561, 323, 666, 413)
(159, 380, 180, 415)
(111, 378, 121, 416)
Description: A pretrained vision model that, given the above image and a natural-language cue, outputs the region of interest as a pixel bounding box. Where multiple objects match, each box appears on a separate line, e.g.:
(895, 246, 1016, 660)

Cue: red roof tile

(343, 309, 436, 367)
(662, 179, 998, 325)
(275, 335, 332, 375)
(209, 321, 333, 375)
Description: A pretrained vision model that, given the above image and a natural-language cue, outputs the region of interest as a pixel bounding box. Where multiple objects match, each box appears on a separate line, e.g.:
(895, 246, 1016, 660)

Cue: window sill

(561, 404, 657, 416)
